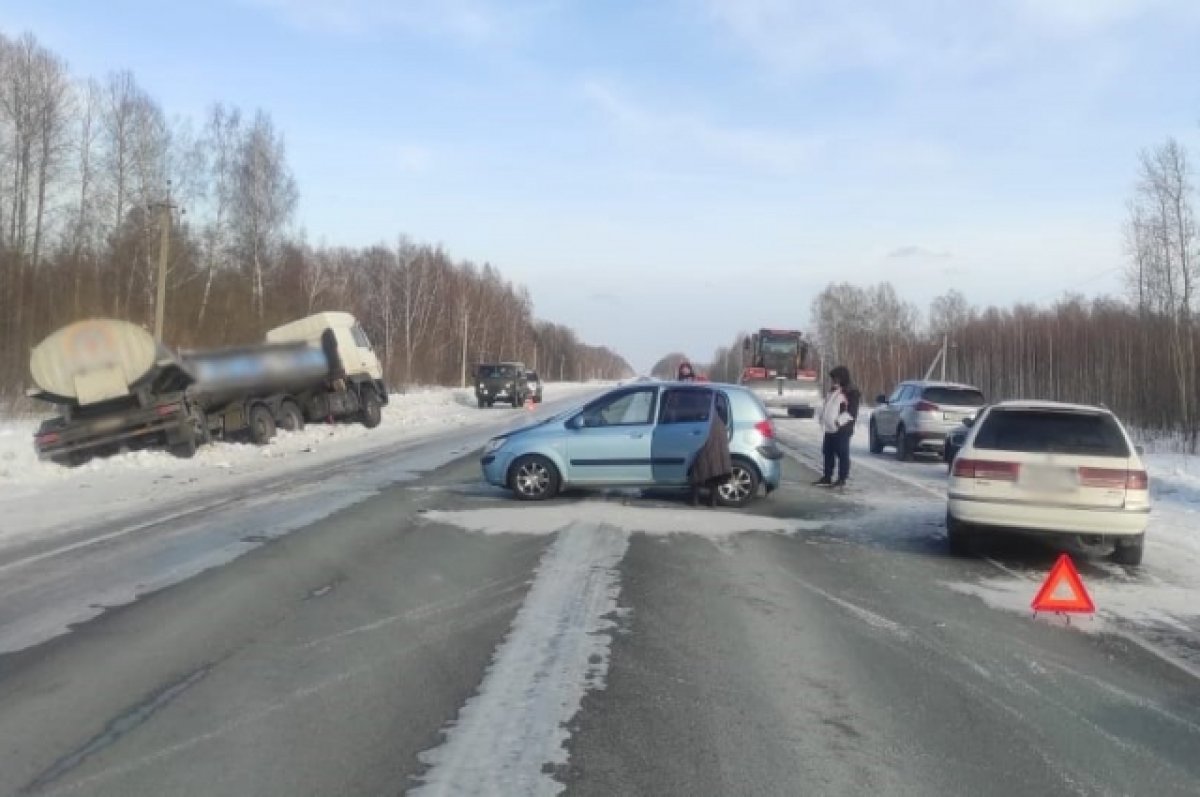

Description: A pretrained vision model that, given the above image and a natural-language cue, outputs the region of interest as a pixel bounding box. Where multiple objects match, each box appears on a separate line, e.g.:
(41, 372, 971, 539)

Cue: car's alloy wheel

(717, 463, 759, 507)
(510, 455, 559, 501)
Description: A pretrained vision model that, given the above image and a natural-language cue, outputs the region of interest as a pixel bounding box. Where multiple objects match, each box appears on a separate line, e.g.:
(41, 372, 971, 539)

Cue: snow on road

(775, 411, 1200, 670)
(0, 384, 600, 552)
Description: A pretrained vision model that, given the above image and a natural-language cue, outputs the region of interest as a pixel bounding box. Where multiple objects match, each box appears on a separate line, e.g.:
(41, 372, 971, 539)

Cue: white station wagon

(946, 401, 1149, 565)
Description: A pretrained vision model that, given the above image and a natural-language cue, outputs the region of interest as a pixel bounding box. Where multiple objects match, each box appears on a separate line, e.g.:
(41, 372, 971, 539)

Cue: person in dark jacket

(677, 360, 696, 381)
(815, 365, 860, 488)
(691, 411, 733, 507)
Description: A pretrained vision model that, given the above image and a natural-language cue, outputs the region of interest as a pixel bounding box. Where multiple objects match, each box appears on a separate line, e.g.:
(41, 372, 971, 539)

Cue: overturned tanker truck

(28, 312, 388, 466)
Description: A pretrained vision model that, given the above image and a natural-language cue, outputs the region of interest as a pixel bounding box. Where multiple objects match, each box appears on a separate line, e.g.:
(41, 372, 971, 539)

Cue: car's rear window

(923, 387, 985, 406)
(973, 409, 1130, 457)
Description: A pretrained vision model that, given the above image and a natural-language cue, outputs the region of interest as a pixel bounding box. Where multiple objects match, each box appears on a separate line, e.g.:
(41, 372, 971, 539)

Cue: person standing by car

(677, 360, 696, 381)
(815, 365, 860, 487)
(691, 409, 733, 507)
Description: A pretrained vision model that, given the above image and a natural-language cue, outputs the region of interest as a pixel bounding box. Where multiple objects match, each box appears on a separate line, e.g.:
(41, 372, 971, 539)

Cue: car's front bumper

(482, 449, 517, 488)
(948, 495, 1149, 537)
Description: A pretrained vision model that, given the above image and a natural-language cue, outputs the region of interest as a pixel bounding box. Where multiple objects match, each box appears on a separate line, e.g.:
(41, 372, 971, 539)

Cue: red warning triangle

(1031, 554, 1095, 614)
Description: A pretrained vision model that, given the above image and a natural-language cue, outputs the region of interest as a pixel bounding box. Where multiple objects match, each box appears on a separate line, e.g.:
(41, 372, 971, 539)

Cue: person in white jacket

(814, 365, 860, 487)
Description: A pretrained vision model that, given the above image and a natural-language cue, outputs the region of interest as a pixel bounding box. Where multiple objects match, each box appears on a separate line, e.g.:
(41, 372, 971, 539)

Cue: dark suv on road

(475, 362, 529, 408)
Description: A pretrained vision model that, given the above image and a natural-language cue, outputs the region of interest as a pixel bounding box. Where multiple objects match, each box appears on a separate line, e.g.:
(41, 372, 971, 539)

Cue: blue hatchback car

(481, 381, 784, 506)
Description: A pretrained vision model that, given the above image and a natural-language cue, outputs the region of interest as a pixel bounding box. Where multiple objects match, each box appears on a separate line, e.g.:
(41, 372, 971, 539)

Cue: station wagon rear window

(973, 409, 1130, 457)
(922, 387, 985, 406)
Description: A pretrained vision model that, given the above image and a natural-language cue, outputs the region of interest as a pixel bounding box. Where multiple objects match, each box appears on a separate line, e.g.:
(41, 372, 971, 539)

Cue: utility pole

(940, 334, 948, 381)
(150, 182, 177, 342)
(460, 310, 469, 388)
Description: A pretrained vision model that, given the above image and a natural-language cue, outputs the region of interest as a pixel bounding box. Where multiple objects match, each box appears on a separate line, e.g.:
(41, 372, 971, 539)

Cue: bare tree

(231, 109, 296, 320)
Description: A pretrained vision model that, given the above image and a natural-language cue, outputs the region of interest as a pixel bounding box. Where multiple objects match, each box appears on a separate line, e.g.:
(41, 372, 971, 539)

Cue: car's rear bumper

(948, 495, 1149, 537)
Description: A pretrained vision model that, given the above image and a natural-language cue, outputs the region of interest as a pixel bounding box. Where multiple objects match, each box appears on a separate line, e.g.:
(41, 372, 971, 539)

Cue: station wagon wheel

(509, 455, 560, 501)
(717, 461, 759, 507)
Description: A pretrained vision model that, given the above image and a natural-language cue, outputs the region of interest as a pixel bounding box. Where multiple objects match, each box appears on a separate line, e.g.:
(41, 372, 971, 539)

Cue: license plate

(1021, 465, 1076, 492)
(944, 412, 963, 422)
(90, 416, 127, 433)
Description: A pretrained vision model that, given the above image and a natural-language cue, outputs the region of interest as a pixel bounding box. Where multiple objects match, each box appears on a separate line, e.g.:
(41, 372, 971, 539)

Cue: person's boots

(813, 477, 833, 487)
(832, 479, 847, 489)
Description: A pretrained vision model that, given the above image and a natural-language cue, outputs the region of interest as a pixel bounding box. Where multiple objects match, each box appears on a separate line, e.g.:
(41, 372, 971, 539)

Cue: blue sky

(4, 0, 1200, 371)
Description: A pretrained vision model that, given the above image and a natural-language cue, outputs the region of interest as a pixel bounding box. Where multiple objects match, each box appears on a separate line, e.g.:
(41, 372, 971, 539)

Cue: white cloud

(581, 79, 823, 175)
(702, 0, 1197, 78)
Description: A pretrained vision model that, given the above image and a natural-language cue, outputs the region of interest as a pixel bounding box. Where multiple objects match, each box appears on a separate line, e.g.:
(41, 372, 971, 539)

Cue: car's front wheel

(717, 460, 760, 508)
(509, 455, 561, 501)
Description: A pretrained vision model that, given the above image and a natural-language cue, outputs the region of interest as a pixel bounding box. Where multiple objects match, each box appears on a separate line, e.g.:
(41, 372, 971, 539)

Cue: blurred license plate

(943, 412, 963, 422)
(1021, 465, 1076, 491)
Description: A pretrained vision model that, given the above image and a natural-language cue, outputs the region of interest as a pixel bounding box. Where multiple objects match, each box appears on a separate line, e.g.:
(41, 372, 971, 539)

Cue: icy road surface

(0, 399, 1197, 796)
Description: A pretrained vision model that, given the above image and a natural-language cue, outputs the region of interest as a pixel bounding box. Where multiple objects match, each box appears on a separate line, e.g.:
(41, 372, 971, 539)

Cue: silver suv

(869, 381, 986, 461)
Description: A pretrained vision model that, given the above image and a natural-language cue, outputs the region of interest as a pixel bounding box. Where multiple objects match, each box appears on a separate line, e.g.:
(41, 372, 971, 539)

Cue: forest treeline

(0, 30, 631, 398)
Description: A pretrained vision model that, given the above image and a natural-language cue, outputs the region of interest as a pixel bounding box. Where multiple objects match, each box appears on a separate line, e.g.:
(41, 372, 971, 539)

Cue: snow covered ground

(0, 384, 600, 553)
(776, 410, 1200, 672)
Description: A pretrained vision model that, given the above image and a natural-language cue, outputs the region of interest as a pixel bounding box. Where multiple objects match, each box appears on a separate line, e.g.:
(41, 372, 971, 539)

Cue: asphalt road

(2, 432, 1199, 796)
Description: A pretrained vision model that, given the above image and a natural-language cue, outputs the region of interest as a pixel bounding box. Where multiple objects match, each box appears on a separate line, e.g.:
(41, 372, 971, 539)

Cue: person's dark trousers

(822, 432, 838, 481)
(822, 428, 853, 482)
(835, 426, 852, 482)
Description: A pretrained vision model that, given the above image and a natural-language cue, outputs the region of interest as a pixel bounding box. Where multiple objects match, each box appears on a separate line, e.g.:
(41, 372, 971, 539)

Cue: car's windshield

(974, 410, 1130, 456)
(923, 387, 986, 407)
(479, 365, 517, 379)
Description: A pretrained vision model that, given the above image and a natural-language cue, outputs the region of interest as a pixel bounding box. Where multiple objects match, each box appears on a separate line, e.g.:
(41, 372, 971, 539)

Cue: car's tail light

(35, 431, 60, 446)
(155, 403, 182, 416)
(952, 458, 1019, 481)
(1077, 467, 1149, 490)
(754, 419, 776, 439)
(915, 400, 939, 412)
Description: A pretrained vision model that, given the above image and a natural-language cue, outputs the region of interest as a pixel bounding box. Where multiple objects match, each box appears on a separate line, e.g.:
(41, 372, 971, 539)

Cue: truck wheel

(249, 404, 277, 445)
(277, 401, 305, 432)
(360, 389, 383, 428)
(170, 435, 198, 459)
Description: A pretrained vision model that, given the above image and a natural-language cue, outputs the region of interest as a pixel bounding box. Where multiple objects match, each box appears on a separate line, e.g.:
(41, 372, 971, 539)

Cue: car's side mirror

(875, 394, 887, 405)
(962, 416, 976, 429)
(566, 415, 583, 430)
(1135, 444, 1145, 457)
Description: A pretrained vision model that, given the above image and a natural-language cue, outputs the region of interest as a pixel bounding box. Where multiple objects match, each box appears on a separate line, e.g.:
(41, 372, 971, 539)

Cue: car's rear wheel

(896, 426, 913, 462)
(477, 398, 486, 409)
(249, 404, 277, 445)
(717, 460, 760, 508)
(1111, 535, 1144, 566)
(277, 400, 305, 432)
(509, 455, 560, 501)
(946, 512, 972, 556)
(869, 420, 883, 454)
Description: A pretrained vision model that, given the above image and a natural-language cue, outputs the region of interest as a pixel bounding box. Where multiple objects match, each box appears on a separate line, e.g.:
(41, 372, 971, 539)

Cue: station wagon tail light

(35, 431, 60, 446)
(1077, 467, 1149, 490)
(754, 419, 776, 439)
(952, 458, 1019, 481)
(155, 403, 182, 416)
(915, 400, 939, 413)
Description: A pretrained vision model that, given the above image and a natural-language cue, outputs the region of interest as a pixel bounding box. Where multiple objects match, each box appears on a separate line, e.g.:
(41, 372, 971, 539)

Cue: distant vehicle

(475, 362, 529, 408)
(525, 370, 544, 403)
(869, 380, 986, 461)
(480, 382, 783, 507)
(29, 312, 387, 466)
(738, 328, 818, 419)
(946, 401, 1149, 565)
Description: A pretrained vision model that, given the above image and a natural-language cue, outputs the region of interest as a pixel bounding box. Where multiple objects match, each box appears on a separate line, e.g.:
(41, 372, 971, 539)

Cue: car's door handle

(629, 432, 645, 439)
(691, 430, 703, 436)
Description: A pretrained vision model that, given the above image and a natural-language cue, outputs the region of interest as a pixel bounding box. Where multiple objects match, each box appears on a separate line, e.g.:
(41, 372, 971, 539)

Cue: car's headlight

(484, 437, 507, 454)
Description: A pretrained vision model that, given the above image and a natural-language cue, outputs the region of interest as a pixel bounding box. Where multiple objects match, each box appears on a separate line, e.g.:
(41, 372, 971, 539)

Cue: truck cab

(266, 311, 383, 382)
